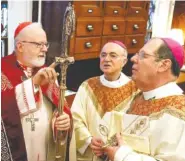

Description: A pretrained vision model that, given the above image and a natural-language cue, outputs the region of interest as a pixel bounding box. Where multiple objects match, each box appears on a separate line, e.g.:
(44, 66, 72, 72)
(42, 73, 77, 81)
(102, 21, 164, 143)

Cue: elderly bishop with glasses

(1, 22, 75, 161)
(103, 38, 185, 161)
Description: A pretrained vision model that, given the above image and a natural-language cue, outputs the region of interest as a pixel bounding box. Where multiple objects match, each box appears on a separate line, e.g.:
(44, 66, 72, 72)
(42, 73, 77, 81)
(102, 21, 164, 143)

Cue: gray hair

(14, 22, 43, 48)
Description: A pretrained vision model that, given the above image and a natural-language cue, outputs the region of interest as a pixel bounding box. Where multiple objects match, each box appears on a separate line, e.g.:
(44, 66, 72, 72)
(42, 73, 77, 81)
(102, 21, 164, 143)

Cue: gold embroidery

(87, 77, 138, 114)
(99, 124, 109, 136)
(128, 118, 148, 135)
(129, 94, 185, 116)
(149, 107, 185, 121)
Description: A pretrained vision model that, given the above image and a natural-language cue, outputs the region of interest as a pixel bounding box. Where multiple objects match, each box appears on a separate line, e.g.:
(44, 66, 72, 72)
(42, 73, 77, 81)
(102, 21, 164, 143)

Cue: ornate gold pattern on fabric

(128, 117, 148, 135)
(87, 77, 138, 114)
(122, 115, 149, 137)
(1, 72, 13, 91)
(128, 93, 185, 116)
(149, 107, 185, 121)
(99, 124, 109, 136)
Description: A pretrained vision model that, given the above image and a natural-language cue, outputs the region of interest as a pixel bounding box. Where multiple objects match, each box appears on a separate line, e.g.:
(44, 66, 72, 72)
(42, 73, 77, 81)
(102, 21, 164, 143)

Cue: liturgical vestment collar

(100, 72, 130, 88)
(143, 82, 183, 100)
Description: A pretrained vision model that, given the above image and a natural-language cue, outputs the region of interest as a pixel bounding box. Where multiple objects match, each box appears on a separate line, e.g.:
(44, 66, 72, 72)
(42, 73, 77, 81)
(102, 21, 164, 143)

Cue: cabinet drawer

(76, 17, 103, 37)
(125, 35, 144, 53)
(104, 1, 126, 16)
(125, 20, 146, 35)
(74, 52, 100, 60)
(103, 18, 126, 35)
(126, 1, 148, 19)
(102, 36, 125, 48)
(74, 2, 102, 17)
(74, 37, 101, 53)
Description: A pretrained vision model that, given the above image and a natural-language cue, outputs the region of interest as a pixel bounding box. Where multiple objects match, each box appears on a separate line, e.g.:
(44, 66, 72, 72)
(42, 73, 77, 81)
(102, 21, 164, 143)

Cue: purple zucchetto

(108, 40, 127, 49)
(161, 38, 184, 68)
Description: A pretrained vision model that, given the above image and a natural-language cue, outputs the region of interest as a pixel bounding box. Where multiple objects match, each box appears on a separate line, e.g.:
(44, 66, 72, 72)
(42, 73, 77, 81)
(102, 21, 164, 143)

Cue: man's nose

(130, 54, 138, 63)
(104, 54, 111, 61)
(41, 45, 48, 52)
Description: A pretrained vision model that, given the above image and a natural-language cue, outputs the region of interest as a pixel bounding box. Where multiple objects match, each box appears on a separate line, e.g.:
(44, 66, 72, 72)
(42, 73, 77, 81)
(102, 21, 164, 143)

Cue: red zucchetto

(14, 22, 32, 38)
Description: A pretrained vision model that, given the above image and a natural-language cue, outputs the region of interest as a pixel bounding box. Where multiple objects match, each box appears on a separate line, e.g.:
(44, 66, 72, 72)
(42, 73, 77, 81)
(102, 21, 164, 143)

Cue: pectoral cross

(25, 114, 39, 131)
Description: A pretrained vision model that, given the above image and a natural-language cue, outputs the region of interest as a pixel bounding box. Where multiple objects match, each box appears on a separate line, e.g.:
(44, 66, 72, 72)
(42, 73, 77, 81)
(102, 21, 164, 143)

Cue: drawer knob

(133, 24, 139, 30)
(85, 42, 92, 48)
(135, 10, 139, 14)
(132, 39, 137, 45)
(88, 9, 93, 13)
(87, 25, 94, 31)
(112, 25, 119, 31)
(113, 10, 118, 14)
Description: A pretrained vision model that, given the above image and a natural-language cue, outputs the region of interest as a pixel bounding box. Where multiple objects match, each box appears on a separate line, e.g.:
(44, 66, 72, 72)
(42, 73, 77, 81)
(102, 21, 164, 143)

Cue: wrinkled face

(100, 42, 127, 77)
(131, 39, 163, 84)
(18, 27, 48, 68)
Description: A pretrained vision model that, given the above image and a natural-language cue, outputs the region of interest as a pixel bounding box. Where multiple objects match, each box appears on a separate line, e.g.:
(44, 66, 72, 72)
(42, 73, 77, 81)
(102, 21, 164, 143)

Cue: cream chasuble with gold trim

(71, 73, 139, 161)
(114, 82, 185, 161)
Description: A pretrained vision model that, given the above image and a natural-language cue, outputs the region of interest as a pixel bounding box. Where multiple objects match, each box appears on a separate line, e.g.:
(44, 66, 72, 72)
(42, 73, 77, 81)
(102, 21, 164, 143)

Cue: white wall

(8, 1, 33, 54)
(152, 0, 175, 38)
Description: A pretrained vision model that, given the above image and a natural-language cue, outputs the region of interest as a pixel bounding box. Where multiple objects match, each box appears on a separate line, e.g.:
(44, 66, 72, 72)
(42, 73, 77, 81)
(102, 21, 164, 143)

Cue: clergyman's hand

(90, 137, 104, 157)
(104, 133, 125, 161)
(55, 112, 70, 131)
(32, 62, 58, 86)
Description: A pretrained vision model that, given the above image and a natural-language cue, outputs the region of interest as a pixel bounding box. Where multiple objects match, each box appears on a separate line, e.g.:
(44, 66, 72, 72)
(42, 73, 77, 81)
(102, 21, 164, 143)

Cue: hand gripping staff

(54, 2, 75, 161)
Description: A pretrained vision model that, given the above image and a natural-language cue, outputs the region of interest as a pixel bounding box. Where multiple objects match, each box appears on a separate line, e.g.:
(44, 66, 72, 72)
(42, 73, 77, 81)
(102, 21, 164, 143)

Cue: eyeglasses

(21, 41, 50, 49)
(100, 52, 125, 60)
(136, 51, 159, 60)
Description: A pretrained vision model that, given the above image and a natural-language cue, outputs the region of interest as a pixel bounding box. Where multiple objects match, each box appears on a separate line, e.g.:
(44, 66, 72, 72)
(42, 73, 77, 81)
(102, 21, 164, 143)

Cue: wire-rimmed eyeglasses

(21, 41, 50, 49)
(136, 51, 160, 60)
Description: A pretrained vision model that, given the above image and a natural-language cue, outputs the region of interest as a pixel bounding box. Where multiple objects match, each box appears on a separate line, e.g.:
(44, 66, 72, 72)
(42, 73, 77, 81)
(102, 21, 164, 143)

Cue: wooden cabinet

(73, 1, 102, 17)
(126, 1, 149, 19)
(70, 1, 149, 60)
(76, 17, 103, 36)
(104, 1, 127, 17)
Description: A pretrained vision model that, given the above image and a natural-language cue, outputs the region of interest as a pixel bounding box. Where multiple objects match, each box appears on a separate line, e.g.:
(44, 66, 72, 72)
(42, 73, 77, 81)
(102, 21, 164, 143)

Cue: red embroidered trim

(22, 82, 30, 111)
(1, 72, 13, 91)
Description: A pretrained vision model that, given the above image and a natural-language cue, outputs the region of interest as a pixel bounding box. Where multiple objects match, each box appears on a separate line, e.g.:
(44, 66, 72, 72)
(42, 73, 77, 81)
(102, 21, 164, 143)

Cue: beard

(23, 55, 46, 68)
(30, 56, 46, 67)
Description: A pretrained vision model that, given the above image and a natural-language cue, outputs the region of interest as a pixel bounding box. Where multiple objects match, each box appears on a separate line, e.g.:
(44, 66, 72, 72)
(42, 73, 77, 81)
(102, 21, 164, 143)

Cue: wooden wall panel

(172, 1, 185, 52)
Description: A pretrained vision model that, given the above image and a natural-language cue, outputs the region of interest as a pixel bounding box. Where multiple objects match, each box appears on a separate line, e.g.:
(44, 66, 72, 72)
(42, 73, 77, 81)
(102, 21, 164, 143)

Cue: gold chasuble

(88, 77, 138, 116)
(128, 93, 185, 116)
(71, 74, 138, 161)
(113, 83, 185, 161)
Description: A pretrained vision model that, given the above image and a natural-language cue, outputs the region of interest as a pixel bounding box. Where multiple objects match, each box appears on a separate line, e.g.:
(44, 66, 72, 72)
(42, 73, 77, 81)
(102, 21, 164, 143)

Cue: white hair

(14, 22, 43, 48)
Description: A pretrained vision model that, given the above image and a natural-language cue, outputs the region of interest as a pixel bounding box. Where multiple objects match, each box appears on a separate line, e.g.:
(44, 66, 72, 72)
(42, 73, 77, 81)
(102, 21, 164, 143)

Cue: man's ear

(16, 42, 23, 53)
(158, 59, 172, 73)
(121, 58, 128, 68)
